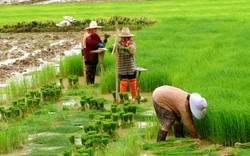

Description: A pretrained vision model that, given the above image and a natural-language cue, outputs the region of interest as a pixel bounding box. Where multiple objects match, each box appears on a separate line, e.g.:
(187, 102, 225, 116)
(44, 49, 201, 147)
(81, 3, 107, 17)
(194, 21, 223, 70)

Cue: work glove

(98, 43, 104, 48)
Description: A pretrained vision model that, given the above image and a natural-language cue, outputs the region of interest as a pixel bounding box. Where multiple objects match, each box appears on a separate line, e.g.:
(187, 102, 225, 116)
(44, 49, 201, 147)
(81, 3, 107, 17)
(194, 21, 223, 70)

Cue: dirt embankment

(0, 32, 81, 84)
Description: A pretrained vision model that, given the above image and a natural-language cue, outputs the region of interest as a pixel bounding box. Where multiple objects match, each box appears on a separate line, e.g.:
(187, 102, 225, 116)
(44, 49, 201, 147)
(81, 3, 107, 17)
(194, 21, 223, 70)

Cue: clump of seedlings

(80, 96, 105, 111)
(59, 77, 64, 89)
(41, 82, 62, 101)
(63, 95, 141, 156)
(68, 75, 79, 89)
(0, 91, 42, 121)
(112, 91, 130, 103)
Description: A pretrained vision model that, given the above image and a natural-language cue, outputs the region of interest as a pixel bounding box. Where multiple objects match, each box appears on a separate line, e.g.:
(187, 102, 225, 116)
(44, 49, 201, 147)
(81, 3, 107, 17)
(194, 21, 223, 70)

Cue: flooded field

(0, 32, 81, 84)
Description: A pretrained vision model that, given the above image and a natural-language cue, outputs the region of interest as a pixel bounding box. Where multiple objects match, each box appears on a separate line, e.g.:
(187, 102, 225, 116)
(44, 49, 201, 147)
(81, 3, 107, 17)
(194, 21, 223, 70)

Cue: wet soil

(0, 32, 82, 84)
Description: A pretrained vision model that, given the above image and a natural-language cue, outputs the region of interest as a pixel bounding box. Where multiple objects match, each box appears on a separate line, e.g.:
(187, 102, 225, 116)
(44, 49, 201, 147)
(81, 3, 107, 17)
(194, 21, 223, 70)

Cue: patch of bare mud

(0, 32, 82, 84)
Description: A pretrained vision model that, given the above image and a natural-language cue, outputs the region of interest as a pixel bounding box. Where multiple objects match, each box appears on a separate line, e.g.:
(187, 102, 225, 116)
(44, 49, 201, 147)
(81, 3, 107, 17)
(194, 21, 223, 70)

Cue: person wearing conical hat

(117, 27, 137, 99)
(152, 85, 208, 142)
(82, 20, 108, 84)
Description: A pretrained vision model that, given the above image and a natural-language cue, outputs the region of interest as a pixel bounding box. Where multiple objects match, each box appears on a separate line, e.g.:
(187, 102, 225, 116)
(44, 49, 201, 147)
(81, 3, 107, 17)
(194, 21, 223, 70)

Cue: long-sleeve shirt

(152, 85, 198, 137)
(84, 34, 102, 63)
(118, 42, 136, 75)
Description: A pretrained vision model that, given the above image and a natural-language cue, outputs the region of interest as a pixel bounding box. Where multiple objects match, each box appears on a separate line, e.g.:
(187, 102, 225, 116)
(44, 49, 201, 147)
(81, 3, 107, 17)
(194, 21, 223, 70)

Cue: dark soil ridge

(0, 16, 156, 33)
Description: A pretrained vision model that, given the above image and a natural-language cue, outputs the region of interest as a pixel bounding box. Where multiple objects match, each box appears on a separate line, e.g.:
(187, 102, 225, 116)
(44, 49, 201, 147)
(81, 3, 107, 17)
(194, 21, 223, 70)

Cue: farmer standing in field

(152, 85, 207, 142)
(117, 27, 137, 99)
(82, 20, 109, 84)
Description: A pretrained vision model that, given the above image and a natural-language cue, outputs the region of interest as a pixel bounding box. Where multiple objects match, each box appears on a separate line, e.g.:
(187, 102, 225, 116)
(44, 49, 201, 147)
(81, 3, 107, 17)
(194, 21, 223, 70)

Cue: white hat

(84, 20, 103, 30)
(189, 93, 207, 119)
(119, 27, 135, 37)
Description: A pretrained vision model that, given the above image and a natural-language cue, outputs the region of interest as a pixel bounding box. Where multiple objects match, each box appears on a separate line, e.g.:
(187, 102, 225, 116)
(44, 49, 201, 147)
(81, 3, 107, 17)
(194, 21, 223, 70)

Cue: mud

(0, 32, 82, 84)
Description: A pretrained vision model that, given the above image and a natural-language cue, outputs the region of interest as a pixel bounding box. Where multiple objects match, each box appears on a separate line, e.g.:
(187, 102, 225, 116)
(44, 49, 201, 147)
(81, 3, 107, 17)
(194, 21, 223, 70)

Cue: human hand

(128, 45, 135, 54)
(98, 43, 104, 48)
(104, 33, 110, 39)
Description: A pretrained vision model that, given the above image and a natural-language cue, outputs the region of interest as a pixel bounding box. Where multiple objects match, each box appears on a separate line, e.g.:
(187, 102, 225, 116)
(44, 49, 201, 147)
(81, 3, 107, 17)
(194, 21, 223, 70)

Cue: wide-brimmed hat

(84, 20, 103, 30)
(119, 27, 135, 37)
(189, 93, 207, 120)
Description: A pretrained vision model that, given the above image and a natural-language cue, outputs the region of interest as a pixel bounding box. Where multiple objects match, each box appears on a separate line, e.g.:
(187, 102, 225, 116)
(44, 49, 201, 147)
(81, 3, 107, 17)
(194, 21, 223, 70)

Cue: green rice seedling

(89, 99, 97, 110)
(35, 92, 41, 98)
(12, 107, 20, 118)
(111, 106, 117, 113)
(72, 75, 79, 87)
(128, 105, 137, 114)
(80, 99, 87, 111)
(33, 98, 41, 108)
(118, 92, 124, 103)
(110, 121, 118, 131)
(112, 113, 119, 122)
(102, 121, 111, 133)
(143, 115, 160, 142)
(97, 100, 105, 111)
(68, 76, 73, 88)
(0, 107, 5, 119)
(59, 54, 83, 78)
(86, 96, 93, 105)
(59, 77, 64, 89)
(119, 111, 125, 119)
(18, 97, 25, 104)
(30, 91, 35, 99)
(111, 91, 116, 102)
(69, 135, 75, 145)
(104, 128, 142, 156)
(123, 101, 130, 106)
(84, 123, 96, 133)
(123, 92, 129, 101)
(12, 100, 18, 106)
(0, 125, 27, 154)
(89, 113, 94, 120)
(85, 139, 93, 148)
(4, 108, 12, 119)
(63, 148, 72, 156)
(100, 112, 111, 119)
(25, 92, 31, 98)
(26, 98, 33, 112)
(17, 103, 27, 118)
(99, 116, 105, 121)
(81, 133, 89, 146)
(81, 95, 87, 100)
(127, 113, 134, 122)
(101, 138, 109, 146)
(123, 106, 129, 113)
(122, 114, 129, 123)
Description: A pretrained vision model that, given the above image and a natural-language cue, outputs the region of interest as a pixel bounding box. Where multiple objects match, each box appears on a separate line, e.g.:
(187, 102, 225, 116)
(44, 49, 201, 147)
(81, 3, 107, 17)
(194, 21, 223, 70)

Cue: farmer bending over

(118, 27, 137, 99)
(82, 20, 109, 84)
(152, 85, 207, 142)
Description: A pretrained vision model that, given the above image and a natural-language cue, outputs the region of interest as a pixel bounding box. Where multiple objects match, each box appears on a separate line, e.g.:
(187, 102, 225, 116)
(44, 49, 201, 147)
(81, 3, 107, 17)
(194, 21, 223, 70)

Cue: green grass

(0, 64, 57, 105)
(0, 125, 28, 154)
(0, 0, 250, 149)
(59, 54, 83, 78)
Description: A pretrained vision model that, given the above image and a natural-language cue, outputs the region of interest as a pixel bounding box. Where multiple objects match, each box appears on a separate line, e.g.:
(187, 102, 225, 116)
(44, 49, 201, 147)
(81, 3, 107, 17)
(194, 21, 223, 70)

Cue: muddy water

(0, 32, 82, 84)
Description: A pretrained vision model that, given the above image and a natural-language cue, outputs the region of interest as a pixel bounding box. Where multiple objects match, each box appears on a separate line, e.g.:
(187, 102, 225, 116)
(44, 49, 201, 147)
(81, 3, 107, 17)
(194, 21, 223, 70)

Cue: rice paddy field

(0, 0, 250, 155)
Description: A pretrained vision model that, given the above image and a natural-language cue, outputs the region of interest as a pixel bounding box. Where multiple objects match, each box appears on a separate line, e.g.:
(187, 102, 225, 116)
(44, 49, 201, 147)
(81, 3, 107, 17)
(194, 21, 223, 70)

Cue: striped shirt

(118, 42, 136, 75)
